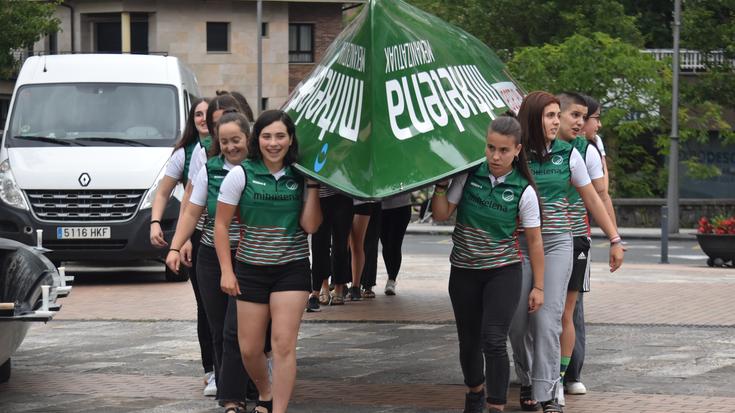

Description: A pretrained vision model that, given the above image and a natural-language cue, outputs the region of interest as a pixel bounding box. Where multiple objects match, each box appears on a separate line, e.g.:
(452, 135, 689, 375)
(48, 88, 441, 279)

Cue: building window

(289, 23, 313, 63)
(207, 22, 229, 52)
(261, 97, 269, 111)
(261, 22, 269, 38)
(93, 13, 149, 54)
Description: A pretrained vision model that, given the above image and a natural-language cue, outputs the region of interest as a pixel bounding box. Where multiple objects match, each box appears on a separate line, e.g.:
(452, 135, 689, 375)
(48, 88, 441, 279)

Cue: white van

(0, 54, 199, 281)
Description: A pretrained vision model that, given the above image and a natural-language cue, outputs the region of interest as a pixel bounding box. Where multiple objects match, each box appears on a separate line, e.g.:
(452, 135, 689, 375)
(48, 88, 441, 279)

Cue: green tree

(407, 0, 644, 54)
(0, 0, 60, 78)
(619, 0, 673, 48)
(508, 33, 672, 197)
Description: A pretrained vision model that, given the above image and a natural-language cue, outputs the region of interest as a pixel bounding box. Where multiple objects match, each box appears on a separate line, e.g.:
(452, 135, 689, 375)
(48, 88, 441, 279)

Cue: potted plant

(696, 215, 735, 267)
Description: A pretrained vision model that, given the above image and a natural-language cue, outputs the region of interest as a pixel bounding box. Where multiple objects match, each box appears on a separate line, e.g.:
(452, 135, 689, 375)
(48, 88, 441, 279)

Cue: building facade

(1, 0, 361, 127)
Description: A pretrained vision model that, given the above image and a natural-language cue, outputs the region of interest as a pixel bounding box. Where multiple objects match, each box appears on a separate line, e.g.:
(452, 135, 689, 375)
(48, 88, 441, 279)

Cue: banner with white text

(284, 0, 525, 199)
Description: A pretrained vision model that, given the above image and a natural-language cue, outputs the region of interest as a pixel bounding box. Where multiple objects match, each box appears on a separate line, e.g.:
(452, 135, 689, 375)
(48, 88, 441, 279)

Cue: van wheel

(164, 265, 189, 282)
(0, 359, 10, 383)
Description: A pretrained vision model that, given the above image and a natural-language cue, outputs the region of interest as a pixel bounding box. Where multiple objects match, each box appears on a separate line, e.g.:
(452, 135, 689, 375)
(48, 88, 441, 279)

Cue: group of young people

(149, 88, 619, 413)
(151, 91, 321, 413)
(308, 191, 412, 309)
(150, 89, 412, 413)
(432, 91, 622, 413)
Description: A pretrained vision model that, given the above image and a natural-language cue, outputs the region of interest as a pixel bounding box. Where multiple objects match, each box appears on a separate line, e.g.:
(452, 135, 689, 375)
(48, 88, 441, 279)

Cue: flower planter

(696, 234, 735, 267)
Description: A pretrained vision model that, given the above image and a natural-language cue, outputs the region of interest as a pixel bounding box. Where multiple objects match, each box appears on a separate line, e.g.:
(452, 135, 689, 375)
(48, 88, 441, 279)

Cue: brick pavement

(3, 257, 734, 412)
(4, 354, 735, 412)
(57, 259, 735, 327)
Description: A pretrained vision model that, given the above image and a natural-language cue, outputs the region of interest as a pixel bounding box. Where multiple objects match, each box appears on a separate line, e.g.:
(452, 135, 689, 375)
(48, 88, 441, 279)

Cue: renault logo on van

(78, 172, 91, 187)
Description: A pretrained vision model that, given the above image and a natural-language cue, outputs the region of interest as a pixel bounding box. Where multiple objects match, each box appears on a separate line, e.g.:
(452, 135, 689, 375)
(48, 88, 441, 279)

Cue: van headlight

(139, 164, 185, 211)
(0, 159, 30, 210)
(139, 167, 169, 210)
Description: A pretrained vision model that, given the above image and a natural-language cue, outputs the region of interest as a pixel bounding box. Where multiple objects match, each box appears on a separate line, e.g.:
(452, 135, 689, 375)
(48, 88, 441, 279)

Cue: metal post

(666, 0, 681, 233)
(660, 206, 669, 264)
(256, 0, 263, 115)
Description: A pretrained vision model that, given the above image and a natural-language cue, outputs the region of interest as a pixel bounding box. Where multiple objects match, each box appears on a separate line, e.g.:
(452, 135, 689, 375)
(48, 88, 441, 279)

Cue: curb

(405, 224, 698, 241)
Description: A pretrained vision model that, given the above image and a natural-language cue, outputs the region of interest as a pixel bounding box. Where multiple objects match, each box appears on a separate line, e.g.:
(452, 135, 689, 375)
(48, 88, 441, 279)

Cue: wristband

(306, 183, 320, 188)
(169, 248, 180, 253)
(533, 286, 544, 292)
(434, 189, 447, 196)
(150, 220, 161, 225)
(435, 184, 449, 190)
(610, 235, 622, 245)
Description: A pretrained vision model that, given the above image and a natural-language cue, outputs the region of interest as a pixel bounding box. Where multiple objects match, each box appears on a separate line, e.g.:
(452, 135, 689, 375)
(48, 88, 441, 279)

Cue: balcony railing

(642, 49, 735, 72)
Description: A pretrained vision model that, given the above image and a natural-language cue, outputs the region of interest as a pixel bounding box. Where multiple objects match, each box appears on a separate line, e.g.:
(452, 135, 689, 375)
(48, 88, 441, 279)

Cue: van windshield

(5, 83, 179, 147)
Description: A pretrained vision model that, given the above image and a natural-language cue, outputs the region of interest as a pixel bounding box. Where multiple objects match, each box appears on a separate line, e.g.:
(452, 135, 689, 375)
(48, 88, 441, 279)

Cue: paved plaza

(1, 231, 734, 412)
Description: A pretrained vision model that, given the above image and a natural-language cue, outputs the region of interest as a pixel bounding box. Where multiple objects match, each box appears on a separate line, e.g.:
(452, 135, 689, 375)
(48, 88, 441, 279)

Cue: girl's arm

(431, 174, 467, 221)
(576, 184, 624, 272)
(214, 202, 240, 296)
(150, 176, 178, 247)
(299, 180, 323, 234)
(524, 226, 545, 313)
(165, 202, 204, 273)
(591, 176, 617, 228)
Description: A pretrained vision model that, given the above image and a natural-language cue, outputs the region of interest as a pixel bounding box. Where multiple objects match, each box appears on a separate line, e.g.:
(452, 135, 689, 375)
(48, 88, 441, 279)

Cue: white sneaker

(203, 372, 217, 397)
(384, 279, 397, 296)
(556, 384, 565, 406)
(565, 381, 587, 395)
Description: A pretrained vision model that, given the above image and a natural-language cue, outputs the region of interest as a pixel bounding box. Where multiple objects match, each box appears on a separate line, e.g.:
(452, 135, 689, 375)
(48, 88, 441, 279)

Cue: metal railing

(642, 49, 735, 72)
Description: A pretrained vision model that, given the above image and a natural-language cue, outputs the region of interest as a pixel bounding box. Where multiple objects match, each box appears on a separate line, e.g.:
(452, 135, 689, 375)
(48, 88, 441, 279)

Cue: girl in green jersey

(150, 97, 215, 392)
(432, 116, 545, 413)
(509, 91, 623, 413)
(215, 110, 322, 413)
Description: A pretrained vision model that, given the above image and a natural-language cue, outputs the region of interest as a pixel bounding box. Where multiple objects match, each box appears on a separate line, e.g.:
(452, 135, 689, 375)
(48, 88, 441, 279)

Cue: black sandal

(520, 385, 540, 411)
(250, 399, 272, 413)
(541, 400, 563, 413)
(224, 402, 246, 413)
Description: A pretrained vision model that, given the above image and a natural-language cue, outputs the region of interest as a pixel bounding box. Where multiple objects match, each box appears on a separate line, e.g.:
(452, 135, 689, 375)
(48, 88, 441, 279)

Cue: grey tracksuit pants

(509, 232, 573, 402)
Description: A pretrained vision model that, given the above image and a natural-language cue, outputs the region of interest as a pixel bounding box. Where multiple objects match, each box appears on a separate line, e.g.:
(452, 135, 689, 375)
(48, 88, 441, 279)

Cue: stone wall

(603, 198, 735, 229)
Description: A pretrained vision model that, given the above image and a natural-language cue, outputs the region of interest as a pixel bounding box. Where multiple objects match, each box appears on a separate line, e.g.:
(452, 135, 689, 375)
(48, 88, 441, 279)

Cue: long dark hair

(517, 91, 560, 163)
(206, 95, 243, 157)
(249, 110, 299, 167)
(210, 110, 252, 158)
(582, 94, 600, 120)
(173, 97, 209, 152)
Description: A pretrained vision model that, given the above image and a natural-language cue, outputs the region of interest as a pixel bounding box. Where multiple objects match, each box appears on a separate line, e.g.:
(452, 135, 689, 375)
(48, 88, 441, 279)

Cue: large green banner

(284, 0, 525, 200)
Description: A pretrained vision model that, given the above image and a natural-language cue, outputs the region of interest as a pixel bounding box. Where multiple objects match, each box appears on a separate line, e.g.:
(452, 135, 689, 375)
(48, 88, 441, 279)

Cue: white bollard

(41, 285, 50, 312)
(36, 229, 43, 249)
(58, 266, 66, 287)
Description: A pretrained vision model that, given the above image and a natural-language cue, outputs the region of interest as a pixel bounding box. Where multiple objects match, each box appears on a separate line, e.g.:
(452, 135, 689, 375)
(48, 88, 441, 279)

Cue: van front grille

(43, 240, 128, 250)
(25, 190, 145, 222)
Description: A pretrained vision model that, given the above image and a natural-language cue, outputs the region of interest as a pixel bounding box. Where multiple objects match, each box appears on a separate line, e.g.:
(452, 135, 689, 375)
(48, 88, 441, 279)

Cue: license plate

(56, 226, 111, 239)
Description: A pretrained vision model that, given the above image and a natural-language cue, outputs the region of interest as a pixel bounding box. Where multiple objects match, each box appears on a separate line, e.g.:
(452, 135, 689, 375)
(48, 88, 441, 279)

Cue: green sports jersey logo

(285, 179, 299, 191)
(502, 189, 515, 202)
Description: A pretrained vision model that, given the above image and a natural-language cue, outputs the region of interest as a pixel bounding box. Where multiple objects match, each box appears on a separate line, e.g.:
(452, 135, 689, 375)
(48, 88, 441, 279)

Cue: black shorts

(568, 236, 591, 292)
(235, 258, 311, 304)
(353, 202, 379, 216)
